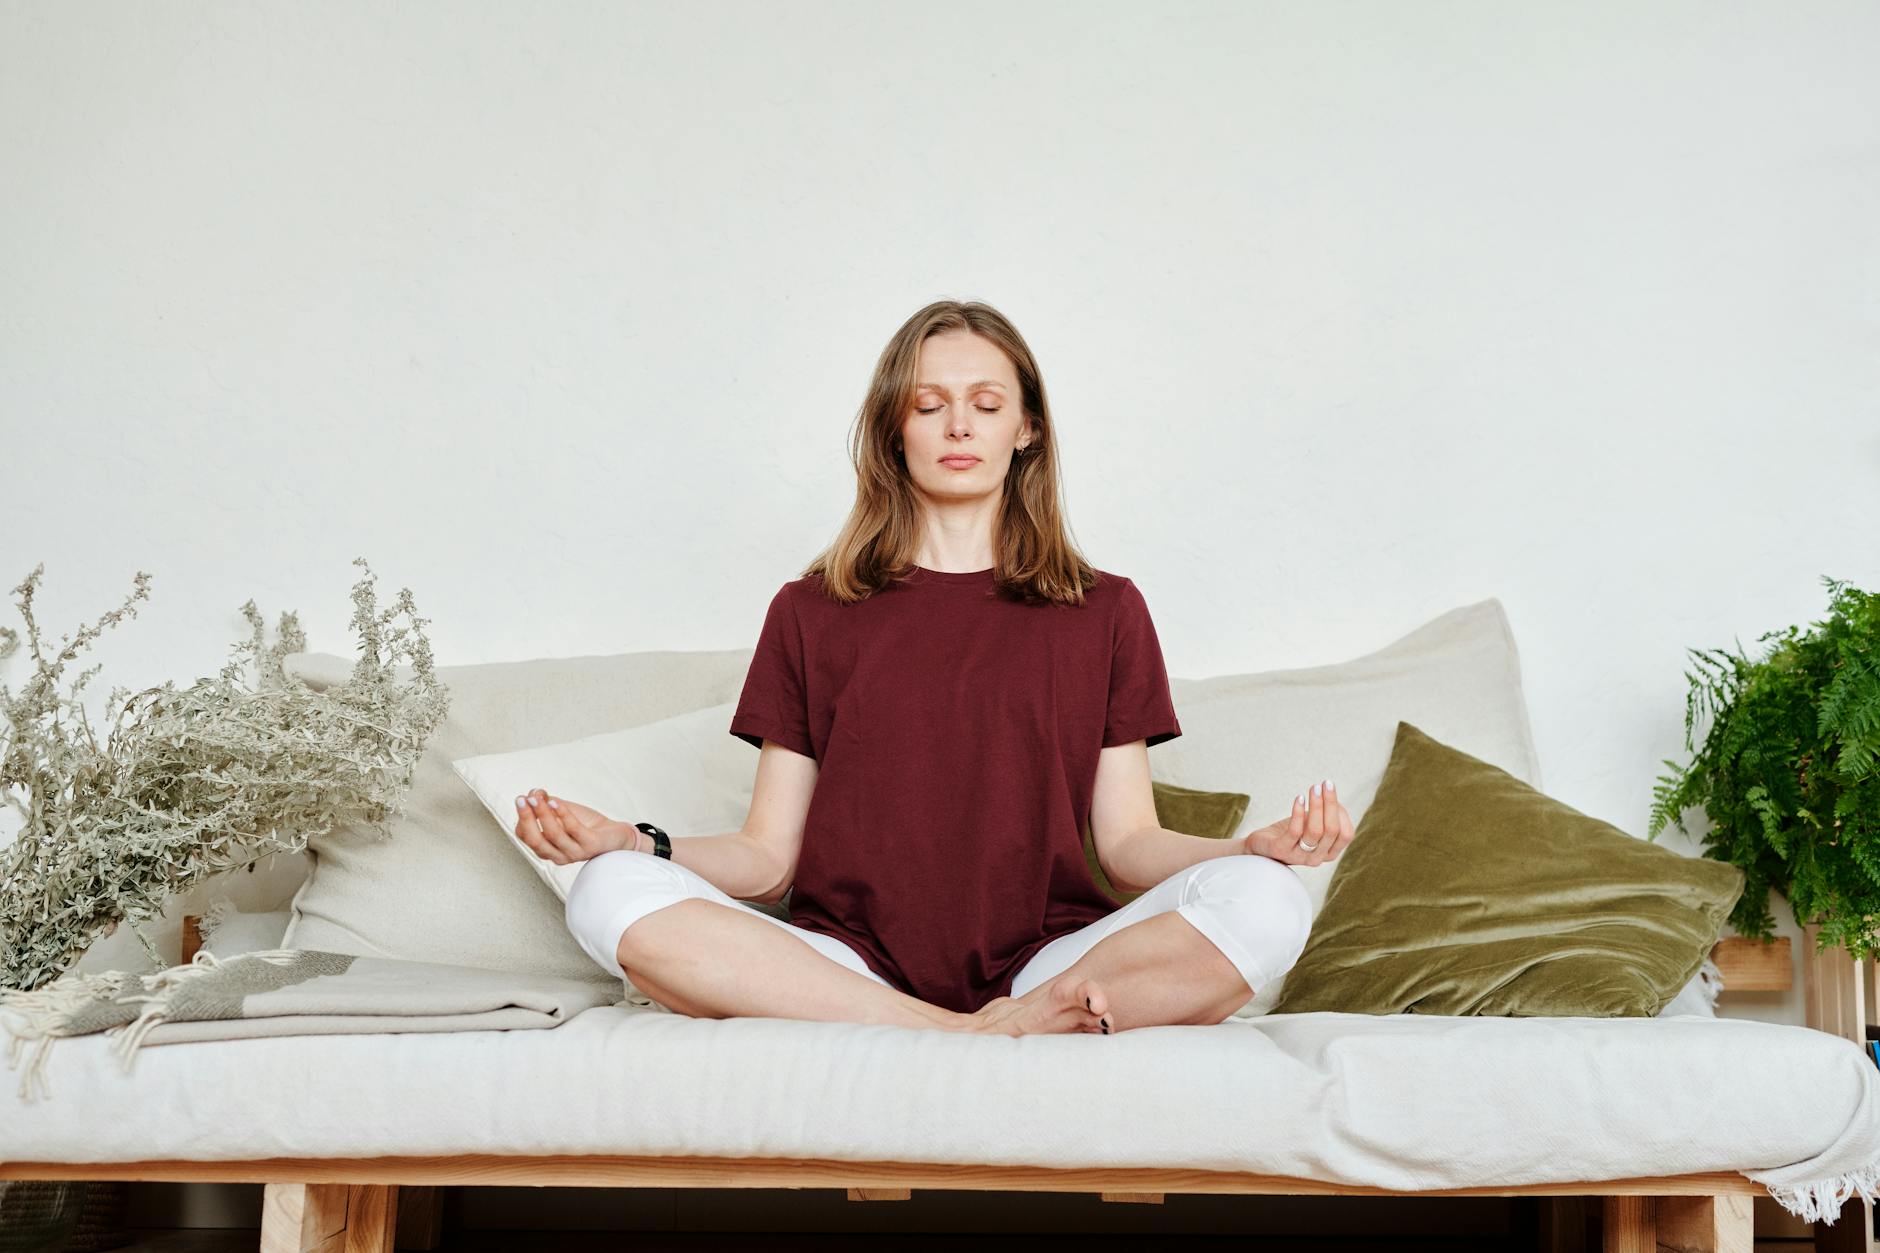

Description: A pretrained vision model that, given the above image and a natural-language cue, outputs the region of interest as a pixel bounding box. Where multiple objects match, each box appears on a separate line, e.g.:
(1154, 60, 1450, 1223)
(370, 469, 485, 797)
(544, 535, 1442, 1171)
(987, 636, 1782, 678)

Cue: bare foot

(969, 970, 1113, 1036)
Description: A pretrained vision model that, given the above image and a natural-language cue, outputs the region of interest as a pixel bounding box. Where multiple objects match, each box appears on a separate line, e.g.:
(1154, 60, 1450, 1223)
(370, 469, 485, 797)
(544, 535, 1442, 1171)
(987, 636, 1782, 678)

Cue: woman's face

(899, 329, 1036, 499)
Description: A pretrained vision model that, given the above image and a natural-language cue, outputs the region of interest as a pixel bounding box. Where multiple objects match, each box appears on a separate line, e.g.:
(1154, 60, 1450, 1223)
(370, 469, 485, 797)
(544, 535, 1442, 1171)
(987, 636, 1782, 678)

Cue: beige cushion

(1150, 597, 1543, 1017)
(281, 648, 755, 989)
(450, 700, 754, 905)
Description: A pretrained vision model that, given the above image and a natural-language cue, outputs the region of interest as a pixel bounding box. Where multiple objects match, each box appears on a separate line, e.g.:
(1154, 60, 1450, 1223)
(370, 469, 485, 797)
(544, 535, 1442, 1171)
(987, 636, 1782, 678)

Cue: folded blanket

(0, 947, 620, 1102)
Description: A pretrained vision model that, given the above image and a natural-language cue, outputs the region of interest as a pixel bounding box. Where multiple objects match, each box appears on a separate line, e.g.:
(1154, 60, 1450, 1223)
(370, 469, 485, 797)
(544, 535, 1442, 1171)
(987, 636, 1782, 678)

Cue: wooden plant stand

(1797, 923, 1878, 1253)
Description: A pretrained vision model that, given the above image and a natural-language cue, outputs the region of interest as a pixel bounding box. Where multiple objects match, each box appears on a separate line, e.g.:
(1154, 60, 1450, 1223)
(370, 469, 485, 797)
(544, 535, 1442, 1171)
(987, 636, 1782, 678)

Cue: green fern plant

(1648, 576, 1880, 960)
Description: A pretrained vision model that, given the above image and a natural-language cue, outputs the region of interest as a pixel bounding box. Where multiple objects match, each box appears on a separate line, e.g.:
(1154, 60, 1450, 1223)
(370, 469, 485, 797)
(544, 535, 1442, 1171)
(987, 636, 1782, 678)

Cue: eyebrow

(915, 380, 1007, 393)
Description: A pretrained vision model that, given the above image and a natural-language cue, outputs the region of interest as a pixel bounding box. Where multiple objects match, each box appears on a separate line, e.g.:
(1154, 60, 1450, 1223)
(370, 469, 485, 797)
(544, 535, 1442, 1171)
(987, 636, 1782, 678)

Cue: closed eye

(917, 406, 1000, 415)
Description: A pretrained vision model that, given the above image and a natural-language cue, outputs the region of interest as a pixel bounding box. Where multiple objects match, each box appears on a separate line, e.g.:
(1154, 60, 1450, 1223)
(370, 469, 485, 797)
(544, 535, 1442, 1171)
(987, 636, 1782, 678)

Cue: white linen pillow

(280, 645, 755, 989)
(196, 904, 293, 958)
(451, 700, 756, 905)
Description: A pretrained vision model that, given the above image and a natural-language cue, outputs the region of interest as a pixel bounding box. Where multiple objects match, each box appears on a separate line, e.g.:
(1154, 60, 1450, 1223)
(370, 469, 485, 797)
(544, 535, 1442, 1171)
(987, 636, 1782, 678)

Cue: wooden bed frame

(4, 930, 1872, 1253)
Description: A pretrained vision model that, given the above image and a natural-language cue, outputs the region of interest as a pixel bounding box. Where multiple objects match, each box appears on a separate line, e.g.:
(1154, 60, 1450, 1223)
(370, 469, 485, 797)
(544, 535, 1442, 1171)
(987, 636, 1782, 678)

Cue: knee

(564, 849, 669, 936)
(1203, 855, 1316, 974)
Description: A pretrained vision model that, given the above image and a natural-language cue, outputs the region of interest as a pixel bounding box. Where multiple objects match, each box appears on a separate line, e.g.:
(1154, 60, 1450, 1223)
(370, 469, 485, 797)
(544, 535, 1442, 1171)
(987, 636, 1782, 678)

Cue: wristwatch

(634, 821, 672, 859)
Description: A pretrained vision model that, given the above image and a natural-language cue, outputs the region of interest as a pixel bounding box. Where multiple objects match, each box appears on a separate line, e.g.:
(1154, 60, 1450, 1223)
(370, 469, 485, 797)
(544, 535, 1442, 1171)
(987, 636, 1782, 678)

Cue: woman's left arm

(1091, 744, 1355, 893)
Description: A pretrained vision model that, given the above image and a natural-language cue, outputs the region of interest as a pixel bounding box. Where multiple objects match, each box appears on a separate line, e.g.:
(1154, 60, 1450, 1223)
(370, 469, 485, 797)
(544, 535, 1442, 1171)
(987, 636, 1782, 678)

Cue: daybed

(3, 596, 1876, 1252)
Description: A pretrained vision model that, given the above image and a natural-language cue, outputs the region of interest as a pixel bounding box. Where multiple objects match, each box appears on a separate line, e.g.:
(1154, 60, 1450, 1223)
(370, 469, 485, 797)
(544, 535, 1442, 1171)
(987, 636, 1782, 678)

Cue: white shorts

(563, 847, 1313, 1012)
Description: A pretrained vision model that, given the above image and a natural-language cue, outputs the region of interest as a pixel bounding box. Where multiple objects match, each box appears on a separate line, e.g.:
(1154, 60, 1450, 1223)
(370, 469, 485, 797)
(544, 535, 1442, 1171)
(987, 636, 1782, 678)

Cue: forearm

(629, 827, 785, 903)
(1103, 824, 1248, 895)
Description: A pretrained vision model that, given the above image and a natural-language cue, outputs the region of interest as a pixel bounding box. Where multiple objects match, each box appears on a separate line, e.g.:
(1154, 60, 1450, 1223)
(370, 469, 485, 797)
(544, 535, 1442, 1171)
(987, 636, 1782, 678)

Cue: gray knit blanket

(0, 948, 620, 1102)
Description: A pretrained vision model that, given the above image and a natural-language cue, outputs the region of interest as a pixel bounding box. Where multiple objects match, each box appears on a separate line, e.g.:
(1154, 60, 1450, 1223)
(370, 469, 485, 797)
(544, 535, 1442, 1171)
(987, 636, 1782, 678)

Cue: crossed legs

(563, 848, 1312, 1036)
(988, 853, 1314, 1033)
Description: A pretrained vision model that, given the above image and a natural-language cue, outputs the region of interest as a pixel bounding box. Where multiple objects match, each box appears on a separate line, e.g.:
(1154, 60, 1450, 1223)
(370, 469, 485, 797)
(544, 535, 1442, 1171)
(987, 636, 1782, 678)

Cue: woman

(525, 300, 1354, 1037)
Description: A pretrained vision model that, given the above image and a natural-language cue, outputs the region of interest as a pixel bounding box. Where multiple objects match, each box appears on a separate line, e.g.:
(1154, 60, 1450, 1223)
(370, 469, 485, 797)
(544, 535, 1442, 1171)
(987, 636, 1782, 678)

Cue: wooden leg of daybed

(1535, 1195, 1588, 1250)
(1601, 1192, 1753, 1253)
(260, 1181, 399, 1252)
(393, 1184, 443, 1249)
(1099, 1191, 1165, 1204)
(1604, 1195, 1653, 1252)
(1658, 1193, 1753, 1252)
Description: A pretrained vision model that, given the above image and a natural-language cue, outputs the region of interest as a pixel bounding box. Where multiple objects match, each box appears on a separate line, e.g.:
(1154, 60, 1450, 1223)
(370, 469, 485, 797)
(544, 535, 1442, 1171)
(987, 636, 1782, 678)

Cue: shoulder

(769, 572, 837, 622)
(778, 573, 819, 598)
(1083, 567, 1143, 609)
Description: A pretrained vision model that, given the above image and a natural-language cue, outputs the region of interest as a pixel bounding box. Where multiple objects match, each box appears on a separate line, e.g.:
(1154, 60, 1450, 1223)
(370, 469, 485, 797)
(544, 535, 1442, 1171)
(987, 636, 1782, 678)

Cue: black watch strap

(634, 821, 672, 859)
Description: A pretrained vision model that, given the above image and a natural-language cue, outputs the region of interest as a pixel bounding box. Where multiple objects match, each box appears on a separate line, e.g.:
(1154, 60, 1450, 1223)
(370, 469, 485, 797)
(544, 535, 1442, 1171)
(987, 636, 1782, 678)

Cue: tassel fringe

(105, 947, 303, 1071)
(1, 967, 137, 1102)
(0, 947, 305, 1102)
(1762, 1159, 1880, 1225)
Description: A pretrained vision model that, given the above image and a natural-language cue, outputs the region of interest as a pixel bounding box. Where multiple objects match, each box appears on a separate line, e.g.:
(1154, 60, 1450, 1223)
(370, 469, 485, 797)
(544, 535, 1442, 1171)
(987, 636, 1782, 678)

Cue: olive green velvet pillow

(1083, 780, 1250, 905)
(1270, 721, 1746, 1017)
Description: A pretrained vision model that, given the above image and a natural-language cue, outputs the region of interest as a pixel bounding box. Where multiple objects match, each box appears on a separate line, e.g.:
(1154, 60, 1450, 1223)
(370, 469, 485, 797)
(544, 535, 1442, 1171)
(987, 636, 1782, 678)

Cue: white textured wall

(5, 1, 1878, 1039)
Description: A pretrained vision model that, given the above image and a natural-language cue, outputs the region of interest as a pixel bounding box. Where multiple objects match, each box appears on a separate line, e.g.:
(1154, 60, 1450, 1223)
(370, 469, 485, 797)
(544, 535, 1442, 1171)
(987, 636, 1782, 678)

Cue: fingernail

(1327, 779, 1335, 792)
(527, 796, 538, 806)
(515, 796, 525, 808)
(548, 800, 559, 809)
(1312, 781, 1322, 797)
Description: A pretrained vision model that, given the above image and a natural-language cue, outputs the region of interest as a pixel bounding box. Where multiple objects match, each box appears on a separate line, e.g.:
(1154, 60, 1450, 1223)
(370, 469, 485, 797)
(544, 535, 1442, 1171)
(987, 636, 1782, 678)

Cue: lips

(940, 455, 981, 466)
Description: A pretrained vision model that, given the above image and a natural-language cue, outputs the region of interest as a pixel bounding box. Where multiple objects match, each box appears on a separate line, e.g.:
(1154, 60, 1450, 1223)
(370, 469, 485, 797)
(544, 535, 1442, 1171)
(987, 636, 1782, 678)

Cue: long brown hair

(801, 300, 1101, 607)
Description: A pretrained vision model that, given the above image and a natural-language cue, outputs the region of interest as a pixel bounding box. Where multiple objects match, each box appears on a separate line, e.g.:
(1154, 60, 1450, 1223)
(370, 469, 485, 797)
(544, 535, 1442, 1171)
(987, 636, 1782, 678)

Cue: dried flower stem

(0, 557, 449, 992)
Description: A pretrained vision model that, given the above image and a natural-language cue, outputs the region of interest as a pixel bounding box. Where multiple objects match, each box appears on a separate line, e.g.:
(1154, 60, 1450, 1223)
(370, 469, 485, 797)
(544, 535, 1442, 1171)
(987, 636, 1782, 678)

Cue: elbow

(746, 836, 795, 906)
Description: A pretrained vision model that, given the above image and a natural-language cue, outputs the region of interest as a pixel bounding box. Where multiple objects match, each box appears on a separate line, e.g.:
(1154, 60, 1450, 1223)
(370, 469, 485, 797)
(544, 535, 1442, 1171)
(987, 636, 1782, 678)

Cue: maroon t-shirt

(728, 564, 1183, 1014)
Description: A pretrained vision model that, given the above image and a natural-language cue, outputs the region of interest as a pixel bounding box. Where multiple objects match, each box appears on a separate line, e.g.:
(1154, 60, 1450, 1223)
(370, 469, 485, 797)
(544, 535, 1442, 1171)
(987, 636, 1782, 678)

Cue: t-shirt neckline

(910, 564, 997, 585)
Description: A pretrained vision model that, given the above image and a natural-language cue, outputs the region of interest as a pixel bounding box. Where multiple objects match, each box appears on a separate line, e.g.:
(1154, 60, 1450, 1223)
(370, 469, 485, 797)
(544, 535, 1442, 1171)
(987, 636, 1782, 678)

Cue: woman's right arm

(515, 737, 816, 904)
(711, 738, 816, 903)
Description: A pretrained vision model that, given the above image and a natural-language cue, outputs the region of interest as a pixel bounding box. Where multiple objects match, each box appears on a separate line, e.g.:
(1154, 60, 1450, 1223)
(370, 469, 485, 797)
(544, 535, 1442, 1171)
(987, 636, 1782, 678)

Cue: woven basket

(61, 1181, 133, 1252)
(0, 1180, 85, 1253)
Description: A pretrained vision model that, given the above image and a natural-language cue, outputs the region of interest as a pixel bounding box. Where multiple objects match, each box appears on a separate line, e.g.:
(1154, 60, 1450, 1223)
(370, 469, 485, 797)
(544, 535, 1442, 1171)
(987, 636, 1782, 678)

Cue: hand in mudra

(513, 788, 634, 864)
(1243, 779, 1353, 867)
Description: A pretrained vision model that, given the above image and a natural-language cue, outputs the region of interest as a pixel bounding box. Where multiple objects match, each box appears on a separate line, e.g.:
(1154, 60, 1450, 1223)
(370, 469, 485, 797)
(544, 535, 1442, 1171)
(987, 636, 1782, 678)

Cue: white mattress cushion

(0, 1005, 1871, 1224)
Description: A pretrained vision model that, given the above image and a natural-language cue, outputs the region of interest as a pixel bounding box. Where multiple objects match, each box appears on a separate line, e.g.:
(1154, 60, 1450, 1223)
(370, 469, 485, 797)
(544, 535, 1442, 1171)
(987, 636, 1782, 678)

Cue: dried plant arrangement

(0, 557, 449, 993)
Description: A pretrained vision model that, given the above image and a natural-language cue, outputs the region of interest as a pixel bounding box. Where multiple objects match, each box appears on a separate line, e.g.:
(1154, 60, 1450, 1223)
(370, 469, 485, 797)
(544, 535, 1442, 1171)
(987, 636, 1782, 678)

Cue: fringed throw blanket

(0, 948, 620, 1102)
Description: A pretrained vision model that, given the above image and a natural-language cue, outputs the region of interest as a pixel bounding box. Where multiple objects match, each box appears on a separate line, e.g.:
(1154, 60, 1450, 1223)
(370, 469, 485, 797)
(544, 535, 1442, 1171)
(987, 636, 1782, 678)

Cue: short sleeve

(1103, 578, 1183, 749)
(728, 584, 816, 759)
